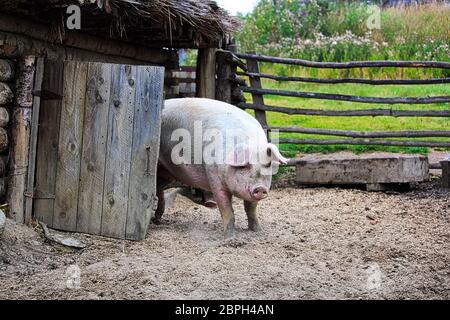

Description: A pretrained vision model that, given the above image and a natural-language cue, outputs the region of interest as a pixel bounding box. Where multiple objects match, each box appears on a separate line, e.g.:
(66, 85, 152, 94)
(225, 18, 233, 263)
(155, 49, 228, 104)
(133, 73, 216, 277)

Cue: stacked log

(0, 58, 13, 201)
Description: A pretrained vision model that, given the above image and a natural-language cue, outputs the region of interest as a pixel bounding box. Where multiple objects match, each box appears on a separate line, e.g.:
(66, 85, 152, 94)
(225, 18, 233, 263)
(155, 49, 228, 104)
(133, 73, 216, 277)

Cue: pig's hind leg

(244, 201, 262, 232)
(152, 176, 171, 225)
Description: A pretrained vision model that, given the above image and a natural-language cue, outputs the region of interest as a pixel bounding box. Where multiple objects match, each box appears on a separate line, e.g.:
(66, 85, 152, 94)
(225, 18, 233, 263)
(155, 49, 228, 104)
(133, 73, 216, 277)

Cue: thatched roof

(0, 0, 238, 48)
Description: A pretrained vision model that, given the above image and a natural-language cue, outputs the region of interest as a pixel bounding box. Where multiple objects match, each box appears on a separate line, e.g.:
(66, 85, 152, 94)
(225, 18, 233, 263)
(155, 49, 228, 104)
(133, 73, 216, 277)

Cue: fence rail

(216, 50, 450, 149)
(235, 53, 450, 69)
(239, 103, 450, 117)
(237, 71, 450, 85)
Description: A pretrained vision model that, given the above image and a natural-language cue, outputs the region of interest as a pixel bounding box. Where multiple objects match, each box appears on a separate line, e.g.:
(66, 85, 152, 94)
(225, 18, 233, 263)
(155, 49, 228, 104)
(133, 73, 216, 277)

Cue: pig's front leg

(214, 189, 235, 237)
(244, 201, 261, 232)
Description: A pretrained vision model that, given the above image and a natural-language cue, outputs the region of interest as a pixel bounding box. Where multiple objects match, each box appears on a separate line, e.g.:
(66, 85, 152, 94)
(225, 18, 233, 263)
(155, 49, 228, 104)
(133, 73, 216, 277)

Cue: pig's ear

(267, 143, 289, 165)
(227, 143, 252, 167)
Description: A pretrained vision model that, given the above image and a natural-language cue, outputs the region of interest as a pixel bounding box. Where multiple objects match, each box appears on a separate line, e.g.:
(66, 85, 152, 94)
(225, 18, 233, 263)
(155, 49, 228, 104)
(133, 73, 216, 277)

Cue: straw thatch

(0, 0, 238, 48)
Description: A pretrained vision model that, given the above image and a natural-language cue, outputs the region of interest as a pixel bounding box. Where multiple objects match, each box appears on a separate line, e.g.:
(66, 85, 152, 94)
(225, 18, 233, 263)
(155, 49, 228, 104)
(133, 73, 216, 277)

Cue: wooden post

(215, 50, 232, 103)
(246, 53, 268, 130)
(7, 56, 36, 223)
(441, 160, 450, 188)
(196, 47, 216, 98)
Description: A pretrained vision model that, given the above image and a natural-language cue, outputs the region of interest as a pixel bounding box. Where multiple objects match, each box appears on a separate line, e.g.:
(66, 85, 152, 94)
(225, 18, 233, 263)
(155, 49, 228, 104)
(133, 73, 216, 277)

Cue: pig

(153, 98, 288, 237)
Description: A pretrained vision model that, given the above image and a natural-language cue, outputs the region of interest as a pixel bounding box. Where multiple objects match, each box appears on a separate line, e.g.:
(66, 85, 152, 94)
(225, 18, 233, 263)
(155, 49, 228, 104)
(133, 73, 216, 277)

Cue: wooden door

(33, 61, 164, 240)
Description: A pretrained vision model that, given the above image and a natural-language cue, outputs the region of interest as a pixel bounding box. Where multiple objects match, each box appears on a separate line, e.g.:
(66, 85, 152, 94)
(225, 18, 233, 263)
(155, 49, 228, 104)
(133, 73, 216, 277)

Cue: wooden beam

(196, 48, 216, 98)
(0, 13, 172, 64)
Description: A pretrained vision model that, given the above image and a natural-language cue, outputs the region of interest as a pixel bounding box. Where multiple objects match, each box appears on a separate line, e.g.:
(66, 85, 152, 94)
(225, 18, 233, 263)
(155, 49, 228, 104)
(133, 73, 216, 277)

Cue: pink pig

(154, 98, 288, 237)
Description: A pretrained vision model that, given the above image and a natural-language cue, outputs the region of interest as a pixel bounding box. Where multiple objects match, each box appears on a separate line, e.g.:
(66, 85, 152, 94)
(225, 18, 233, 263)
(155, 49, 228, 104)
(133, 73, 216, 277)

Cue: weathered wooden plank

(76, 63, 112, 234)
(101, 65, 136, 239)
(33, 60, 64, 226)
(24, 57, 44, 225)
(126, 66, 164, 240)
(53, 62, 87, 231)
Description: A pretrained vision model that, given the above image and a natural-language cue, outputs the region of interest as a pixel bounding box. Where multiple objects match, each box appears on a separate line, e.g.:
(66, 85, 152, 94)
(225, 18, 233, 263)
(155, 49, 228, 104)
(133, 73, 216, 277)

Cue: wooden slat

(101, 65, 136, 239)
(24, 57, 44, 225)
(53, 62, 87, 231)
(126, 66, 164, 240)
(239, 103, 450, 117)
(34, 60, 64, 226)
(237, 71, 450, 85)
(241, 86, 450, 104)
(235, 52, 450, 69)
(76, 63, 112, 234)
(246, 56, 268, 128)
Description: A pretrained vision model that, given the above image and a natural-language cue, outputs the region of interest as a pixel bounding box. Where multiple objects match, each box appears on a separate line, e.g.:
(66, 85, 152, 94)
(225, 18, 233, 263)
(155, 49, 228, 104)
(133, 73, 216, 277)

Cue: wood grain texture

(126, 66, 164, 240)
(101, 64, 136, 238)
(33, 60, 64, 226)
(53, 61, 87, 231)
(196, 48, 216, 98)
(76, 63, 112, 234)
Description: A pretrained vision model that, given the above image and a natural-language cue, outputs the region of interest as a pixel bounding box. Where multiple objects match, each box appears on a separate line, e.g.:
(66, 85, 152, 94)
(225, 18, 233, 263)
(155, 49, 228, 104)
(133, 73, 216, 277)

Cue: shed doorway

(32, 60, 164, 240)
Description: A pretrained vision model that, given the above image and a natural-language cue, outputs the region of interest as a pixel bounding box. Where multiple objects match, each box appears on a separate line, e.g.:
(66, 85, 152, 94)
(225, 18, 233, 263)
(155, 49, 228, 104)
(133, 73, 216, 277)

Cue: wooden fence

(215, 50, 450, 150)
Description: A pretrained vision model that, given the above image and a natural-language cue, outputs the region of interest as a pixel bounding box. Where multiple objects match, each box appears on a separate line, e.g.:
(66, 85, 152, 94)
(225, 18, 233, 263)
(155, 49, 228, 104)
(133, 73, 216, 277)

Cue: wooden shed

(0, 0, 236, 240)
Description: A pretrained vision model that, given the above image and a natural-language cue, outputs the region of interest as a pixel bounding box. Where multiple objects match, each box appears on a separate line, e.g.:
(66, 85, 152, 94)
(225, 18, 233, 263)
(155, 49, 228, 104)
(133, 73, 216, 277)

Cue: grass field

(244, 66, 450, 158)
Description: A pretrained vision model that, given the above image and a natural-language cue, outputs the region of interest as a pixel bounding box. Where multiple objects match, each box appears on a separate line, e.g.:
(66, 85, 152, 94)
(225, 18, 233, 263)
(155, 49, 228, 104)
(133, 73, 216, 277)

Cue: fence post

(196, 47, 216, 99)
(246, 53, 268, 134)
(441, 160, 450, 188)
(215, 50, 232, 103)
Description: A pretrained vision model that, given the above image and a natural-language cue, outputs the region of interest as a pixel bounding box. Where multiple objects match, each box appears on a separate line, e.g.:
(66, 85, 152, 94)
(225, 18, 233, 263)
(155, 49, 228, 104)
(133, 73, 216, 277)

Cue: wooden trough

(293, 153, 429, 191)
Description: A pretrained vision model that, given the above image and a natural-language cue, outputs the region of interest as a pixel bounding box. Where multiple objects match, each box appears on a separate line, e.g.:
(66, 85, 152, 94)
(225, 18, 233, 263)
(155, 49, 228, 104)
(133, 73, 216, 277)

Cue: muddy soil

(1, 174, 449, 299)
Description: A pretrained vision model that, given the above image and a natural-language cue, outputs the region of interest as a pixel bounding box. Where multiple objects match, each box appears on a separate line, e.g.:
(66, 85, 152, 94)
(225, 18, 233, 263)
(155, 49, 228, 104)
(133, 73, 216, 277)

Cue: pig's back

(163, 98, 263, 132)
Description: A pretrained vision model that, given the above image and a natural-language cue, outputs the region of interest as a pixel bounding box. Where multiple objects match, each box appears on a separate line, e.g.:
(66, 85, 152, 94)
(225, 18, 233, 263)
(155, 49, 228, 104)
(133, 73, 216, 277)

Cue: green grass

(243, 66, 450, 158)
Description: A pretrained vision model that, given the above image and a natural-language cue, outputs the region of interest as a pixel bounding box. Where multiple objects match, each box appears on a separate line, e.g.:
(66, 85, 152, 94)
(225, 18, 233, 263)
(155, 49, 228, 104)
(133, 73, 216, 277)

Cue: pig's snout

(251, 186, 268, 200)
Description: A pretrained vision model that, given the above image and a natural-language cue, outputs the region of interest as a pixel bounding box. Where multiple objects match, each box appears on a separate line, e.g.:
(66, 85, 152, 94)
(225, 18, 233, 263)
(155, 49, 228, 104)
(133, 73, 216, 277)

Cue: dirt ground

(1, 168, 449, 299)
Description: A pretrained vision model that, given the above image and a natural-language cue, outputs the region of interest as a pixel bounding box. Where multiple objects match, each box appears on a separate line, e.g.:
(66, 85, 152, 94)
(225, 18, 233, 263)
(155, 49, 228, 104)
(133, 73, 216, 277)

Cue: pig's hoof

(151, 217, 162, 225)
(223, 228, 235, 238)
(249, 224, 262, 232)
